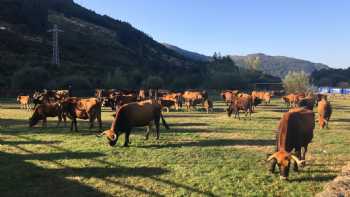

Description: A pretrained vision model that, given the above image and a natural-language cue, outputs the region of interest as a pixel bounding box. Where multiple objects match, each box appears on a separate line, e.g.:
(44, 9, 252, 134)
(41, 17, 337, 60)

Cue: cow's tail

(160, 112, 170, 130)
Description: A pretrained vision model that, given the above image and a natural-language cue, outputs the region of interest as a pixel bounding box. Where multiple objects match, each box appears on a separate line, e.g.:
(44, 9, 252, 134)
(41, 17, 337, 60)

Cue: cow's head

(267, 150, 304, 180)
(97, 129, 118, 146)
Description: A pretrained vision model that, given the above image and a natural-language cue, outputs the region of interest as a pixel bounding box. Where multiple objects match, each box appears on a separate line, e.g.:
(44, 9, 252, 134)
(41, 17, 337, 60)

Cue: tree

(283, 71, 311, 93)
(142, 76, 164, 89)
(11, 67, 50, 89)
(104, 68, 128, 89)
(245, 56, 261, 71)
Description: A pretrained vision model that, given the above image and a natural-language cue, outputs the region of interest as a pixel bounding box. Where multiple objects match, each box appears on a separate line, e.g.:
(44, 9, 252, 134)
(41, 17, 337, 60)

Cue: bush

(11, 67, 50, 89)
(283, 71, 311, 93)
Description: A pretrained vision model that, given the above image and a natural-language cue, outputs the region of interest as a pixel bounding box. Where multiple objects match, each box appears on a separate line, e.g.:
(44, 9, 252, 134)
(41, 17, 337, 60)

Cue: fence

(318, 87, 350, 95)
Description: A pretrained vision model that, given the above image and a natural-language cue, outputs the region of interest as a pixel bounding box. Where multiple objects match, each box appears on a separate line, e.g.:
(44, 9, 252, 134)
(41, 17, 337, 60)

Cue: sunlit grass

(0, 97, 349, 196)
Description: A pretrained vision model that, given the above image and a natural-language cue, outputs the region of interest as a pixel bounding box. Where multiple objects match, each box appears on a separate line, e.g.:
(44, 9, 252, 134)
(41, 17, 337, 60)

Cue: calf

(29, 103, 66, 128)
(17, 95, 31, 110)
(317, 98, 332, 129)
(267, 108, 315, 180)
(227, 96, 253, 120)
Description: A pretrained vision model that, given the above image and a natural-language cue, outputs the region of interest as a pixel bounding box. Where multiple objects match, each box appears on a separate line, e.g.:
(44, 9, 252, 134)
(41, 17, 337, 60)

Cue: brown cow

(227, 95, 253, 119)
(97, 100, 169, 147)
(317, 98, 332, 129)
(267, 108, 315, 180)
(17, 95, 31, 110)
(161, 92, 183, 111)
(252, 91, 271, 105)
(282, 94, 302, 108)
(221, 90, 239, 105)
(182, 90, 208, 111)
(29, 102, 67, 128)
(62, 98, 102, 132)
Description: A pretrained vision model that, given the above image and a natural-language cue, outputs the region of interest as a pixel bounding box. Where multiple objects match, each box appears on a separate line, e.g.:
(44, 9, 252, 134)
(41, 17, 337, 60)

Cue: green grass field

(0, 98, 349, 197)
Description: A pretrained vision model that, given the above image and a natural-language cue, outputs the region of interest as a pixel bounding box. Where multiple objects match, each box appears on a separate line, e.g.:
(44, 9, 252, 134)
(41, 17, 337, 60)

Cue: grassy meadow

(0, 97, 349, 197)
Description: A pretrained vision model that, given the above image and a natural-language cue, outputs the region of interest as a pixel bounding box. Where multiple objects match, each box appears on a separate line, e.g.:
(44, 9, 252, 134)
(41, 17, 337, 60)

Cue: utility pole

(48, 24, 63, 66)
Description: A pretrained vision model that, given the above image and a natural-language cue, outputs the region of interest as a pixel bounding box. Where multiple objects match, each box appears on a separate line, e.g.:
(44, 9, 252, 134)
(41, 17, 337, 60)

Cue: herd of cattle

(15, 89, 333, 180)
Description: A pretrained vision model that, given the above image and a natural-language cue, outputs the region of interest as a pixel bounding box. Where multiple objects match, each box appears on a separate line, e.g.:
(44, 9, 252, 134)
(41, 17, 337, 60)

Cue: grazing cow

(252, 91, 272, 105)
(282, 94, 302, 108)
(29, 102, 67, 128)
(182, 90, 208, 111)
(103, 92, 138, 110)
(17, 95, 31, 110)
(203, 99, 213, 114)
(317, 98, 332, 129)
(267, 108, 315, 180)
(62, 98, 102, 132)
(161, 92, 183, 111)
(97, 100, 169, 147)
(227, 95, 253, 119)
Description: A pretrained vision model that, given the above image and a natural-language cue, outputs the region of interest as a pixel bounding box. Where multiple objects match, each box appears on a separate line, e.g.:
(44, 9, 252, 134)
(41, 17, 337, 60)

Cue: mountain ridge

(162, 43, 330, 78)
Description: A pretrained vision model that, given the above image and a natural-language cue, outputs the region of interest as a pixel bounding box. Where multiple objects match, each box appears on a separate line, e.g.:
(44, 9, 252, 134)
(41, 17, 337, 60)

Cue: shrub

(283, 71, 311, 93)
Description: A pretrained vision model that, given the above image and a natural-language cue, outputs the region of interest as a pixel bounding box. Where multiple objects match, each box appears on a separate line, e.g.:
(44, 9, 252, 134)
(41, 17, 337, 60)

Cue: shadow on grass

(290, 175, 336, 182)
(140, 139, 275, 148)
(169, 122, 209, 127)
(0, 118, 111, 135)
(331, 118, 350, 123)
(0, 138, 170, 197)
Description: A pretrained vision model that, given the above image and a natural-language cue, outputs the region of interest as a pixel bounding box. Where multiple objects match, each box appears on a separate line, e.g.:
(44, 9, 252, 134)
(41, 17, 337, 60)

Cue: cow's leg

(302, 145, 308, 161)
(145, 123, 152, 140)
(97, 112, 102, 132)
(87, 113, 94, 130)
(155, 118, 160, 140)
(293, 149, 302, 172)
(63, 115, 67, 128)
(57, 115, 62, 127)
(71, 118, 78, 132)
(42, 118, 47, 128)
(269, 158, 277, 173)
(124, 129, 131, 147)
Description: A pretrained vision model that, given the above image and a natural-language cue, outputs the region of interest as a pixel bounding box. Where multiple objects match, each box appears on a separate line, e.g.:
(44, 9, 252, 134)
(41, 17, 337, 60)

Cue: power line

(48, 24, 63, 66)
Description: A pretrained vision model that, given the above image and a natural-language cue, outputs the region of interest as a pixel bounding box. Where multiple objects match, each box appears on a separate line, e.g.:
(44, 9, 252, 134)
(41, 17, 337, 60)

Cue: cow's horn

(267, 153, 276, 161)
(290, 155, 303, 166)
(111, 133, 117, 141)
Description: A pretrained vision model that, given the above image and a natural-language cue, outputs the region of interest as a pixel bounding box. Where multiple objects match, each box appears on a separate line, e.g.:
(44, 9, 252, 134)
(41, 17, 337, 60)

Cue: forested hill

(231, 53, 329, 78)
(0, 0, 280, 89)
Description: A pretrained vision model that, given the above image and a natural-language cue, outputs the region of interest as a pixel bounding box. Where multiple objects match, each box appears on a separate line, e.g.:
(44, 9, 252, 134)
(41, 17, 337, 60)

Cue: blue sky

(74, 0, 349, 68)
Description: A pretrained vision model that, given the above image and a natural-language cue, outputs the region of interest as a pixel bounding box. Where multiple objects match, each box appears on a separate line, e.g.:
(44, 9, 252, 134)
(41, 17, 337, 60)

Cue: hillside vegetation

(231, 53, 329, 78)
(0, 0, 279, 90)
